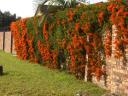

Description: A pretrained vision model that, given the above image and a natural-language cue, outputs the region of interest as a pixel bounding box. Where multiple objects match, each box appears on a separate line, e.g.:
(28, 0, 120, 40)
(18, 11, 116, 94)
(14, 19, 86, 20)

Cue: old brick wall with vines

(10, 0, 128, 82)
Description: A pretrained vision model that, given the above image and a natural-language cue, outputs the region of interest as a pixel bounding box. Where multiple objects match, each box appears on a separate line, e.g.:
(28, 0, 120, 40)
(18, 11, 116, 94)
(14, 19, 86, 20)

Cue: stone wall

(0, 31, 16, 54)
(106, 25, 128, 95)
(106, 58, 128, 95)
(4, 32, 11, 53)
(84, 25, 128, 95)
(0, 32, 3, 50)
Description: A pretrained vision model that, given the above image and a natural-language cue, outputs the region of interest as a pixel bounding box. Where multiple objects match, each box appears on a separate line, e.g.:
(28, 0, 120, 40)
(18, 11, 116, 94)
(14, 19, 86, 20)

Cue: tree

(33, 0, 78, 13)
(0, 10, 19, 31)
(33, 0, 78, 26)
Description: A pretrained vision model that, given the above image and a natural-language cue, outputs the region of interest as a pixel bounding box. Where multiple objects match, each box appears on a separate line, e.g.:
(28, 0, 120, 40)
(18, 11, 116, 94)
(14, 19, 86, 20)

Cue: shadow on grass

(1, 72, 9, 76)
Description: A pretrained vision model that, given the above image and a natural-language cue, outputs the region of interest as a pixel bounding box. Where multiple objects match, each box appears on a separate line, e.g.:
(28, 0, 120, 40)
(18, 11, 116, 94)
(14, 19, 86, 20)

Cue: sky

(90, 0, 107, 3)
(0, 0, 35, 18)
(0, 0, 107, 18)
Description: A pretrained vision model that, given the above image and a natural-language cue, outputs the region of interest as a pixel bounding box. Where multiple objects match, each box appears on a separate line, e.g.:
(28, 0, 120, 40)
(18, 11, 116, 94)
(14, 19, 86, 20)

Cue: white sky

(0, 0, 107, 18)
(0, 0, 35, 18)
(90, 0, 107, 3)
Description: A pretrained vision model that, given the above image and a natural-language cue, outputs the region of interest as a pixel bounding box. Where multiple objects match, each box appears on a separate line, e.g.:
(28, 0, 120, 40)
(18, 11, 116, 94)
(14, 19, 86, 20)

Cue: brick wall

(0, 31, 16, 54)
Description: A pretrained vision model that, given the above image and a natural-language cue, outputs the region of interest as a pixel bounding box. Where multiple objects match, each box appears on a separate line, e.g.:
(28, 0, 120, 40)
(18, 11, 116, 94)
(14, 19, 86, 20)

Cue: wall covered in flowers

(11, 0, 128, 81)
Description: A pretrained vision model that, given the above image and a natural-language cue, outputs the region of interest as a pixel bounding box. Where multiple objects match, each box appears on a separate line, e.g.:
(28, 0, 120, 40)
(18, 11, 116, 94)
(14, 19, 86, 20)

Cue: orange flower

(43, 23, 49, 41)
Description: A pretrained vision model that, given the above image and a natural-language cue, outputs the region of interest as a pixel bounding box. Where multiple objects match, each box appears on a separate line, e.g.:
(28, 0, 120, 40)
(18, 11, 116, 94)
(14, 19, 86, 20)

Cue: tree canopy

(0, 10, 20, 31)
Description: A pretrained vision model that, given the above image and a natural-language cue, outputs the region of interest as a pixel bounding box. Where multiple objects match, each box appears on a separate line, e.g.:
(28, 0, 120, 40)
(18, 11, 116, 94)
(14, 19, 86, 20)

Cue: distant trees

(0, 10, 21, 31)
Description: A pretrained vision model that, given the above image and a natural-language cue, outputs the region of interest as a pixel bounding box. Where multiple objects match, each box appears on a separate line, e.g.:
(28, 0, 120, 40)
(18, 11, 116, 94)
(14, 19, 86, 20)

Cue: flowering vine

(11, 0, 128, 81)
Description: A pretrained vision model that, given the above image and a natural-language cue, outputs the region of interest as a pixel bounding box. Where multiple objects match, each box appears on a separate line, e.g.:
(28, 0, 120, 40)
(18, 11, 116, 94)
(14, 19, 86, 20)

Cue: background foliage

(0, 11, 20, 31)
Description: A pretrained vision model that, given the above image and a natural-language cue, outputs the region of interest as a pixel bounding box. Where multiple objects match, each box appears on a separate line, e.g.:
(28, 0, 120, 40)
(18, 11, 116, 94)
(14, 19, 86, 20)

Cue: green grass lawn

(0, 51, 106, 96)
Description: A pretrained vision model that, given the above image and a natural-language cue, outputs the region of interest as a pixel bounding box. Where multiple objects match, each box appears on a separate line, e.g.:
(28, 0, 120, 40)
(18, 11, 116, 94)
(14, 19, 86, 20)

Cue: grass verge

(0, 51, 106, 96)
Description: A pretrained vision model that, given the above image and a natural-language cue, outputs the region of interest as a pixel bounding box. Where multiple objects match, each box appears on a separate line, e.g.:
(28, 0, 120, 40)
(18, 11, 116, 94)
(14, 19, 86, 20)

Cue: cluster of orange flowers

(67, 9, 75, 22)
(37, 40, 51, 65)
(98, 12, 105, 26)
(27, 35, 37, 62)
(11, 19, 28, 60)
(105, 29, 112, 58)
(43, 23, 49, 41)
(107, 0, 128, 58)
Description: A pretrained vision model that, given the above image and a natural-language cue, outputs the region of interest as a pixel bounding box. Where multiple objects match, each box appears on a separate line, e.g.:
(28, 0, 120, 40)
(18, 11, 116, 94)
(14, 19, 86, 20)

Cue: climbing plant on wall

(11, 0, 128, 81)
